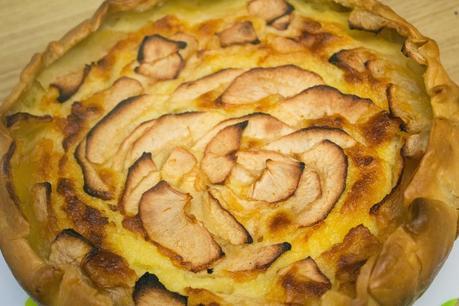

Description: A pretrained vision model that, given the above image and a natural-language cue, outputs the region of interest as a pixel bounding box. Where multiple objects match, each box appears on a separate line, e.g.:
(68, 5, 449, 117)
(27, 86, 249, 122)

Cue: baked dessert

(0, 0, 458, 305)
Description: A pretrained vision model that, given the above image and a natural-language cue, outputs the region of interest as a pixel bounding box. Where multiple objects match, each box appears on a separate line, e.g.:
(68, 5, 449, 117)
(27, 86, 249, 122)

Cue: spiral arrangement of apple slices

(73, 39, 393, 274)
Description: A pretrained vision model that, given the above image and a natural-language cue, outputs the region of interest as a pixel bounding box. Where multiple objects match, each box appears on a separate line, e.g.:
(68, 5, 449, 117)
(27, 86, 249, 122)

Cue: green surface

(442, 298, 459, 306)
(24, 298, 37, 306)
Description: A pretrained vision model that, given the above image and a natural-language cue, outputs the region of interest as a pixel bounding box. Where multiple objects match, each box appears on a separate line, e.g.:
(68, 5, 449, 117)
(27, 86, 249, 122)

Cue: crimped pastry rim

(0, 0, 457, 305)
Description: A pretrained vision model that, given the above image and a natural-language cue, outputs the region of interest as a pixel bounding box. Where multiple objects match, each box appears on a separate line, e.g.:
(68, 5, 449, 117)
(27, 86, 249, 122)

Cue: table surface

(0, 1, 458, 306)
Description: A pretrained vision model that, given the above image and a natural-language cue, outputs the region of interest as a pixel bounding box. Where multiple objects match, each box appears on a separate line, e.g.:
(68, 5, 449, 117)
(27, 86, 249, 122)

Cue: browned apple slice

(82, 249, 136, 289)
(136, 53, 185, 80)
(201, 193, 252, 245)
(278, 257, 331, 303)
(277, 85, 380, 124)
(236, 150, 299, 174)
(296, 141, 347, 226)
(271, 13, 293, 30)
(128, 112, 224, 166)
(170, 69, 245, 103)
(32, 182, 51, 222)
(287, 168, 322, 212)
(218, 21, 259, 47)
(265, 127, 356, 154)
(137, 34, 187, 63)
(139, 181, 222, 272)
(102, 77, 144, 111)
(252, 159, 304, 203)
(49, 229, 93, 267)
(248, 0, 293, 23)
(220, 65, 324, 105)
(214, 242, 291, 272)
(86, 94, 153, 164)
(201, 121, 248, 184)
(51, 65, 91, 103)
(75, 140, 113, 200)
(329, 48, 386, 82)
(194, 113, 293, 151)
(133, 273, 187, 306)
(161, 148, 197, 181)
(111, 119, 158, 171)
(119, 152, 159, 216)
(348, 8, 388, 33)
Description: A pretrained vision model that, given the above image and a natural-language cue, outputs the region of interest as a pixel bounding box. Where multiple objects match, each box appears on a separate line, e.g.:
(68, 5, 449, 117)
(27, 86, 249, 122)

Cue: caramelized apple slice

(136, 53, 185, 80)
(129, 112, 224, 166)
(277, 85, 379, 124)
(75, 140, 113, 200)
(170, 69, 245, 103)
(214, 242, 291, 272)
(201, 121, 248, 184)
(218, 21, 259, 47)
(201, 193, 252, 245)
(49, 229, 93, 267)
(296, 141, 347, 226)
(220, 65, 324, 105)
(86, 95, 153, 164)
(139, 182, 222, 272)
(137, 34, 187, 63)
(252, 159, 304, 203)
(119, 152, 159, 216)
(248, 0, 293, 23)
(161, 148, 197, 181)
(51, 65, 91, 103)
(278, 257, 331, 302)
(194, 113, 294, 151)
(265, 127, 356, 154)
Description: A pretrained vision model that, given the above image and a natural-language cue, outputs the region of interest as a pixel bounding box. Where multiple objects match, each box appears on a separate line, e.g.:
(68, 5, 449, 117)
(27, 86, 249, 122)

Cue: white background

(0, 242, 457, 305)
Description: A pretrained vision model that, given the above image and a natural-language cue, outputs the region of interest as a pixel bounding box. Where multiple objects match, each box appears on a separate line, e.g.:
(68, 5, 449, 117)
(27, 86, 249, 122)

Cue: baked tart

(1, 0, 458, 305)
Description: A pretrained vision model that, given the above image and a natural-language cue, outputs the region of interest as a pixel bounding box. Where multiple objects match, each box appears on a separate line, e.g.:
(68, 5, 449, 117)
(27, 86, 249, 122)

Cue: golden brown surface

(0, 0, 458, 305)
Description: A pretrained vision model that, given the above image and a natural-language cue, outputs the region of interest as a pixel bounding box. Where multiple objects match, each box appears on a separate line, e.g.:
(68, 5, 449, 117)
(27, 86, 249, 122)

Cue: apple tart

(0, 0, 458, 305)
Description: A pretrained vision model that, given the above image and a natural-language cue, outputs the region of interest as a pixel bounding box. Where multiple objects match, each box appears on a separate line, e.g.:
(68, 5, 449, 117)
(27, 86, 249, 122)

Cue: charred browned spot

(320, 225, 380, 296)
(5, 112, 53, 128)
(36, 140, 56, 180)
(82, 248, 136, 288)
(57, 178, 108, 245)
(122, 215, 147, 238)
(282, 274, 331, 299)
(301, 17, 322, 33)
(134, 273, 187, 305)
(279, 257, 331, 303)
(198, 19, 223, 37)
(342, 171, 377, 212)
(269, 212, 292, 232)
(361, 111, 401, 145)
(347, 146, 376, 168)
(63, 102, 100, 150)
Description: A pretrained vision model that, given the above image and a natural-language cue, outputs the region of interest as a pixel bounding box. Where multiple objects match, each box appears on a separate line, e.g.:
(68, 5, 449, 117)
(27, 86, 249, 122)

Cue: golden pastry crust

(0, 0, 457, 305)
